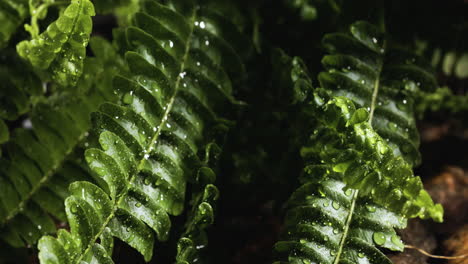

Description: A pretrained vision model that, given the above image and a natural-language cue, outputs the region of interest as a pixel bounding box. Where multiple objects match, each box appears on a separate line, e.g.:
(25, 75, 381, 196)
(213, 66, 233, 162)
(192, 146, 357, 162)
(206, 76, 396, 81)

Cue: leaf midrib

(332, 43, 385, 264)
(75, 9, 197, 263)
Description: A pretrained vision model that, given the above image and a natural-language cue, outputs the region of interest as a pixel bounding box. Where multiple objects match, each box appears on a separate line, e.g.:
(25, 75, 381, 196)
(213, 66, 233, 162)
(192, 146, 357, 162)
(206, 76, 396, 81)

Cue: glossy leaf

(37, 0, 247, 262)
(17, 0, 95, 87)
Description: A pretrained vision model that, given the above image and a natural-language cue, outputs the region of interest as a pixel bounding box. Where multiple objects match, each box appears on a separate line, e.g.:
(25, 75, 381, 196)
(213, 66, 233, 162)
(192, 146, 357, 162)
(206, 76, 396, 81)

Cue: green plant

(0, 0, 466, 263)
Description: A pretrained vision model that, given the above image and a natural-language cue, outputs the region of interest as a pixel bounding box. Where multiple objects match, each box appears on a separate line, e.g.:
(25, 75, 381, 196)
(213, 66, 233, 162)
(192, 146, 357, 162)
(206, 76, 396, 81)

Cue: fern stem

(28, 0, 70, 38)
(333, 190, 358, 264)
(75, 8, 198, 263)
(336, 41, 383, 261)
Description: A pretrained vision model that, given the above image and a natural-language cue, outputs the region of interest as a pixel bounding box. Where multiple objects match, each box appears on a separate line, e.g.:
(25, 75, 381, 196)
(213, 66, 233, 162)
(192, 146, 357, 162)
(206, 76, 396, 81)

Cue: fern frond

(0, 37, 122, 248)
(414, 86, 468, 117)
(176, 183, 219, 264)
(0, 0, 29, 48)
(16, 0, 95, 87)
(37, 1, 246, 262)
(319, 21, 438, 167)
(176, 143, 221, 263)
(273, 21, 443, 262)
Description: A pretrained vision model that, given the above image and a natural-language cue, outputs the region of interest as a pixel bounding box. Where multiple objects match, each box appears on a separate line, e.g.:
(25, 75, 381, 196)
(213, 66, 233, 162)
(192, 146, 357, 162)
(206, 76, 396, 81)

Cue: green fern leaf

(0, 0, 29, 48)
(319, 21, 437, 167)
(0, 37, 122, 248)
(16, 0, 95, 87)
(37, 1, 246, 262)
(273, 24, 443, 262)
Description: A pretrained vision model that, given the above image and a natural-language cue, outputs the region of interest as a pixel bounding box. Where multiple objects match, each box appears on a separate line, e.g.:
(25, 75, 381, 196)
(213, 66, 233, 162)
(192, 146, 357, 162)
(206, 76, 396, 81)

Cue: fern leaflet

(17, 0, 95, 87)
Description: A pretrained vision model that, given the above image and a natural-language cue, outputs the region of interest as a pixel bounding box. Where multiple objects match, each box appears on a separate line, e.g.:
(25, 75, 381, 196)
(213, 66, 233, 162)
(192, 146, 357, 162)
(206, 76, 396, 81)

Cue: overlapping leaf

(17, 0, 95, 87)
(0, 37, 121, 248)
(301, 91, 442, 221)
(38, 0, 247, 263)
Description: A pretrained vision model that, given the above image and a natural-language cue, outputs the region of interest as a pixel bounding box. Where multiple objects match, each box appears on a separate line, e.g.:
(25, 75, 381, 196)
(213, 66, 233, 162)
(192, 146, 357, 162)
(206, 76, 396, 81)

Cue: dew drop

(144, 177, 151, 185)
(345, 189, 353, 196)
(332, 201, 340, 210)
(373, 232, 386, 245)
(366, 204, 376, 212)
(123, 91, 134, 104)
